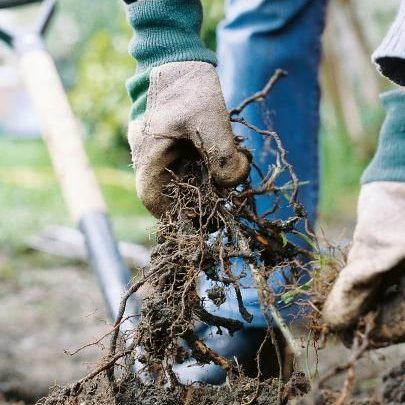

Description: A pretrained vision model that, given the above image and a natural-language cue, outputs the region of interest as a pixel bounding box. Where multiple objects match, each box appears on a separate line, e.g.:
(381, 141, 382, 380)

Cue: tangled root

(37, 70, 401, 405)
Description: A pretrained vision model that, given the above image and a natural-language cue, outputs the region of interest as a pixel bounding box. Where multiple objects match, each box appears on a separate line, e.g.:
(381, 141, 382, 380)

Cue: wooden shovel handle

(18, 48, 106, 223)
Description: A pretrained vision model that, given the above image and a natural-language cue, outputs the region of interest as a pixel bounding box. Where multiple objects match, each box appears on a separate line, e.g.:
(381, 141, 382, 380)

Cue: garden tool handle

(18, 46, 137, 322)
(0, 0, 41, 8)
(18, 48, 106, 223)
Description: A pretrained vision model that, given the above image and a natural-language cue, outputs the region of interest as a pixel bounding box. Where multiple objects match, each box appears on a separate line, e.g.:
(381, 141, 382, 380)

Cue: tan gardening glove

(126, 0, 249, 218)
(324, 90, 405, 332)
(325, 1, 405, 339)
(323, 182, 405, 330)
(128, 62, 250, 218)
(324, 91, 405, 334)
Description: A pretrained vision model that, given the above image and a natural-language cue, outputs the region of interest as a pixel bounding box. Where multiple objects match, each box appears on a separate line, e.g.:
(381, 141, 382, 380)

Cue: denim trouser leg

(175, 0, 328, 384)
(199, 0, 327, 330)
(218, 0, 326, 225)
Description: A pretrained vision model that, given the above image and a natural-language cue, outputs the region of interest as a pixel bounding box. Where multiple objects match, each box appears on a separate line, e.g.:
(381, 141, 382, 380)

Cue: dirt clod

(382, 360, 405, 404)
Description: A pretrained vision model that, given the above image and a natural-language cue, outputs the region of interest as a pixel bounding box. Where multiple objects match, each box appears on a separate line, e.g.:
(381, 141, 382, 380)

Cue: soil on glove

(381, 360, 405, 404)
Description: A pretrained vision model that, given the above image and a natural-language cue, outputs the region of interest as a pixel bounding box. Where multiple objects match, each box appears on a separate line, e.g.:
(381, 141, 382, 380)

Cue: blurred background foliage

(0, 0, 401, 252)
(59, 0, 223, 159)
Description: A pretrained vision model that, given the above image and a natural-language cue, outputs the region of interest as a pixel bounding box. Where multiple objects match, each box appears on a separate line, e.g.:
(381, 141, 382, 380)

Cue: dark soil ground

(0, 249, 404, 405)
(0, 252, 110, 404)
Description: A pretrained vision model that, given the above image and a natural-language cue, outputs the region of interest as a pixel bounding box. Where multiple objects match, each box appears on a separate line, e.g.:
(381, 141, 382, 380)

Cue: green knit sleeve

(126, 0, 217, 120)
(362, 90, 405, 184)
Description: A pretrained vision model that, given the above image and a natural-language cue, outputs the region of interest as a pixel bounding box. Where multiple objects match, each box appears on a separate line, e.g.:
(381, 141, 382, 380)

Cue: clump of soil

(381, 360, 405, 404)
(296, 360, 405, 405)
(40, 372, 309, 405)
(36, 361, 405, 405)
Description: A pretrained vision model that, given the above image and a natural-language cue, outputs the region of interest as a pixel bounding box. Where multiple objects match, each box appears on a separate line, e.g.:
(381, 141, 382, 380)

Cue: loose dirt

(0, 254, 109, 403)
(0, 254, 403, 405)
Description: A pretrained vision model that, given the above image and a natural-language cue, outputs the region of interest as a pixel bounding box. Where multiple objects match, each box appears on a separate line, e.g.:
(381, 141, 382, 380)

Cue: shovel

(0, 0, 137, 324)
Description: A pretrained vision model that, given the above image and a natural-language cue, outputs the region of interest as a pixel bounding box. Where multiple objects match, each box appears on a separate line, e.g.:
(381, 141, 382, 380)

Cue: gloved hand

(323, 90, 405, 330)
(126, 0, 249, 218)
(128, 61, 250, 218)
(323, 181, 405, 329)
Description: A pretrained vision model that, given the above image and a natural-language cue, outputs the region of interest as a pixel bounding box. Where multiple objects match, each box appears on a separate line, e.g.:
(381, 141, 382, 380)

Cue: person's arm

(323, 89, 405, 331)
(126, 0, 217, 119)
(323, 3, 405, 333)
(123, 0, 249, 217)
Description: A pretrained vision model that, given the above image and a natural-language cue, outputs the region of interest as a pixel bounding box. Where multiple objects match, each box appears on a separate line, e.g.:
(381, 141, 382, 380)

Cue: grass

(318, 91, 384, 229)
(319, 121, 375, 229)
(0, 138, 155, 252)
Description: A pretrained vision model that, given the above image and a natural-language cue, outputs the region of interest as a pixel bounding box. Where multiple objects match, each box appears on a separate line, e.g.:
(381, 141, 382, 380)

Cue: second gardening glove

(323, 90, 405, 332)
(126, 0, 250, 218)
(324, 2, 405, 339)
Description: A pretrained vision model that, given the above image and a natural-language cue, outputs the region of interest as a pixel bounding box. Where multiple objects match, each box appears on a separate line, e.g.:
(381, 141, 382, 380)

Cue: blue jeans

(200, 0, 327, 329)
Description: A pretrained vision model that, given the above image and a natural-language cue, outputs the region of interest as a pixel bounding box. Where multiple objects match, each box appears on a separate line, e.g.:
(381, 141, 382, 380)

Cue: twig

(182, 329, 236, 372)
(109, 278, 150, 356)
(248, 264, 303, 359)
(193, 301, 243, 336)
(312, 313, 376, 403)
(241, 329, 273, 405)
(230, 69, 288, 117)
(231, 118, 300, 203)
(76, 342, 136, 387)
(65, 315, 136, 356)
(335, 366, 355, 405)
